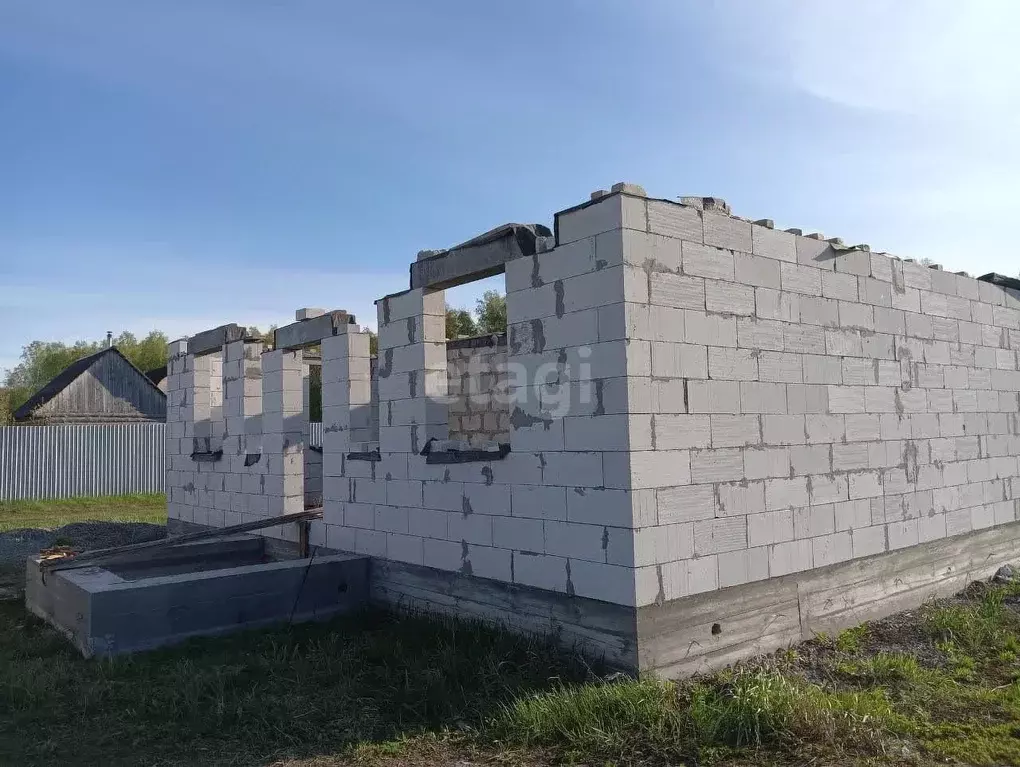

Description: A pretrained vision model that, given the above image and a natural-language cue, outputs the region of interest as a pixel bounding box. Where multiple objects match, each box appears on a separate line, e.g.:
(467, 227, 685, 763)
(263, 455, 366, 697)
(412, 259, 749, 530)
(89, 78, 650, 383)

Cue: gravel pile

(0, 521, 166, 570)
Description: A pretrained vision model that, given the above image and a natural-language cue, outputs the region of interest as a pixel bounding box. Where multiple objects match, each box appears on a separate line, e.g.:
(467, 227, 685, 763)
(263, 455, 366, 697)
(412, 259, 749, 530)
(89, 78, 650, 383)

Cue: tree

(446, 308, 478, 339)
(475, 290, 507, 335)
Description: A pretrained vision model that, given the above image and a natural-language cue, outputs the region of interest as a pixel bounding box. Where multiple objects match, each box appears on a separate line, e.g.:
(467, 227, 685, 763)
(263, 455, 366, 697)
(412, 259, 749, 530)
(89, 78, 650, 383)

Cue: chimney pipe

(106, 331, 113, 348)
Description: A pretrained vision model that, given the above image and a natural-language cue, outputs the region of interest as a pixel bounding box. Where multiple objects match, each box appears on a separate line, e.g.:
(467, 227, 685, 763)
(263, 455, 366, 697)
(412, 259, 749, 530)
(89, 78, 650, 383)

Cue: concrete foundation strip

(40, 508, 323, 574)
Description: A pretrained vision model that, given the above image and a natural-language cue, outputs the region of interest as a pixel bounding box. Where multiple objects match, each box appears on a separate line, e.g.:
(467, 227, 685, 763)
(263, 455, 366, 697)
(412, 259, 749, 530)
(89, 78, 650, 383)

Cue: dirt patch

(0, 521, 165, 598)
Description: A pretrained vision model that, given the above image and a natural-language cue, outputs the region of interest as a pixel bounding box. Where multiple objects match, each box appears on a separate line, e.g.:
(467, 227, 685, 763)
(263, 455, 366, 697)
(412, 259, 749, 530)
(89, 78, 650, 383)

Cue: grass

(5, 582, 1020, 767)
(0, 493, 166, 531)
(4, 508, 1020, 765)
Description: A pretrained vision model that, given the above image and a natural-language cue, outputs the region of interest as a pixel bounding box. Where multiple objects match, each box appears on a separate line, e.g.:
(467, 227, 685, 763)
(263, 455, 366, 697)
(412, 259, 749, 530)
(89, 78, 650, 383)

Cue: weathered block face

(165, 183, 1020, 675)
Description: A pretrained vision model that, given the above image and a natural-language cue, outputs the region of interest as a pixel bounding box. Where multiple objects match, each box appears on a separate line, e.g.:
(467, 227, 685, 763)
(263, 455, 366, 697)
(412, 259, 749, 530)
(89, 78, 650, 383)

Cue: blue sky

(2, 1, 1018, 376)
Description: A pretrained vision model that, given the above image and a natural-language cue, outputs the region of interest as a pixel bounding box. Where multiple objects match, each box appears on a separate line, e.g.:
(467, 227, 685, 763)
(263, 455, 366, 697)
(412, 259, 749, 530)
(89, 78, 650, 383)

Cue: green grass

(4, 560, 1020, 765)
(0, 493, 166, 531)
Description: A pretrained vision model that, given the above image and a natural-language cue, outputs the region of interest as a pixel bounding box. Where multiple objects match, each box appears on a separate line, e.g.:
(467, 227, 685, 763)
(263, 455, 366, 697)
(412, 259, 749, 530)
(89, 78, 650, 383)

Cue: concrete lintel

(188, 324, 246, 357)
(409, 223, 552, 291)
(273, 310, 355, 350)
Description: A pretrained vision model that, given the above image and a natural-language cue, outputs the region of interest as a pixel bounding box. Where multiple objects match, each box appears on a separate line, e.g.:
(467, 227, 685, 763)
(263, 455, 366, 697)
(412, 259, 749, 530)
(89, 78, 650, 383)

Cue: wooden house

(13, 347, 166, 424)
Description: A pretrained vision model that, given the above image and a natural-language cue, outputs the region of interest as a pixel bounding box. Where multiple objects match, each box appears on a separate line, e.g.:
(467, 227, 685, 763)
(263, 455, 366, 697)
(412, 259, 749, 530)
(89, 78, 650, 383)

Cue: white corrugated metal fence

(0, 424, 166, 501)
(0, 422, 326, 501)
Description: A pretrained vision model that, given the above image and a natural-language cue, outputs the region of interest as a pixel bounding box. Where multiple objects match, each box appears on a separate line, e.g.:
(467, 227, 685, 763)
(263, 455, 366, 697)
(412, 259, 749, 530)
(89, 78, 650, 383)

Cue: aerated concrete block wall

(164, 182, 1020, 672)
(445, 335, 510, 445)
(166, 337, 306, 542)
(592, 187, 1020, 607)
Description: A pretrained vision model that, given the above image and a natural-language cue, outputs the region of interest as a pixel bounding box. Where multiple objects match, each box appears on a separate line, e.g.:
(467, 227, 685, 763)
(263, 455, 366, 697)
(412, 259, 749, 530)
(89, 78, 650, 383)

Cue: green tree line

(0, 293, 508, 425)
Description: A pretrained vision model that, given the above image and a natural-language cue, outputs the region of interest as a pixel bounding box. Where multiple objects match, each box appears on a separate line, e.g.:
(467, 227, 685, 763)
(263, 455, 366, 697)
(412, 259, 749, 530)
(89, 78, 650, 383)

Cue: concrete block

(784, 324, 825, 354)
(657, 483, 716, 523)
(688, 380, 741, 414)
(766, 477, 809, 510)
(685, 310, 737, 347)
(799, 297, 840, 327)
(840, 301, 875, 330)
(887, 519, 919, 550)
(850, 525, 887, 558)
(690, 448, 744, 483)
(606, 449, 692, 489)
(748, 509, 795, 546)
(756, 288, 800, 322)
(711, 415, 761, 448)
(803, 354, 842, 385)
(821, 271, 859, 301)
(493, 516, 545, 551)
(544, 520, 605, 561)
(647, 199, 703, 242)
(796, 236, 837, 270)
(540, 451, 605, 487)
(719, 547, 770, 588)
(568, 559, 637, 606)
(805, 414, 844, 443)
(751, 224, 797, 263)
(781, 262, 822, 296)
(564, 414, 645, 451)
(758, 352, 803, 383)
(512, 485, 567, 521)
(693, 516, 747, 555)
(762, 415, 806, 446)
(654, 414, 712, 449)
(408, 508, 449, 540)
(512, 551, 568, 593)
(708, 347, 758, 381)
(737, 317, 785, 351)
(832, 442, 871, 471)
(651, 342, 708, 379)
(849, 471, 883, 499)
(650, 272, 705, 310)
(703, 212, 751, 252)
(703, 281, 755, 318)
(448, 513, 494, 546)
(827, 385, 865, 414)
(825, 328, 862, 357)
(859, 277, 893, 308)
(659, 555, 719, 600)
(740, 382, 787, 414)
(835, 249, 872, 277)
(790, 444, 831, 476)
(717, 480, 766, 516)
(682, 242, 734, 281)
(744, 446, 792, 479)
(632, 523, 694, 566)
(568, 487, 655, 528)
(387, 533, 424, 565)
(734, 252, 781, 288)
(556, 193, 642, 245)
(769, 538, 814, 576)
(812, 531, 853, 566)
(786, 384, 829, 414)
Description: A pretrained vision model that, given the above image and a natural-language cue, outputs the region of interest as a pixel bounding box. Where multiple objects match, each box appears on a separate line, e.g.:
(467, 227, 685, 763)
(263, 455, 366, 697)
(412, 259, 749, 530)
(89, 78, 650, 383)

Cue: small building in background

(13, 347, 167, 424)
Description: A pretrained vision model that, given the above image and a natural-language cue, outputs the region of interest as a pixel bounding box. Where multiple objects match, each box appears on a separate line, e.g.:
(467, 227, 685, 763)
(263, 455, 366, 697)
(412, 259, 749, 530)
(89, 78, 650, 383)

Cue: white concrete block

(657, 483, 716, 523)
(711, 415, 761, 448)
(511, 484, 567, 520)
(766, 477, 809, 510)
(653, 414, 712, 449)
(694, 516, 747, 555)
(769, 539, 814, 576)
(688, 380, 741, 414)
(690, 448, 744, 483)
(719, 546, 770, 588)
(717, 480, 766, 516)
(706, 280, 755, 315)
(709, 347, 758, 381)
(748, 509, 795, 546)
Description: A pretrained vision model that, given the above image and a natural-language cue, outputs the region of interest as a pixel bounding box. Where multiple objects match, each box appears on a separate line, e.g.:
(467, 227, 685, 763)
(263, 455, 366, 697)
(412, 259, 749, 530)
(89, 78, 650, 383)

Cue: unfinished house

(29, 183, 1020, 673)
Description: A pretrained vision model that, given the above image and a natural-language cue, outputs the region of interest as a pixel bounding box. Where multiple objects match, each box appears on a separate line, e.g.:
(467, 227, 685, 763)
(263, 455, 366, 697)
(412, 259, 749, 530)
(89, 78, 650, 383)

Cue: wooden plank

(43, 509, 323, 572)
